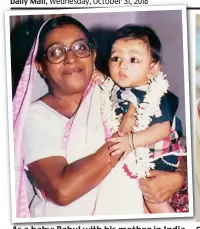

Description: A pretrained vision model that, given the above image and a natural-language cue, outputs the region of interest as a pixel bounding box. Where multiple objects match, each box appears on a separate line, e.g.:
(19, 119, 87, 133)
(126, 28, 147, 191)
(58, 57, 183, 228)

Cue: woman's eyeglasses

(44, 40, 92, 64)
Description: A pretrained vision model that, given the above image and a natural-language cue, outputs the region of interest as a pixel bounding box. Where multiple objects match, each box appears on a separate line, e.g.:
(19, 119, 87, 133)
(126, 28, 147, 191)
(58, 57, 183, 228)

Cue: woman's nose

(63, 49, 77, 64)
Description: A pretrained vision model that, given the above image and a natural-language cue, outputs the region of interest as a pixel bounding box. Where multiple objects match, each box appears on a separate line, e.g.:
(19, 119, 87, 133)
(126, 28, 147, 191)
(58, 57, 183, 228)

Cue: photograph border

(5, 5, 193, 223)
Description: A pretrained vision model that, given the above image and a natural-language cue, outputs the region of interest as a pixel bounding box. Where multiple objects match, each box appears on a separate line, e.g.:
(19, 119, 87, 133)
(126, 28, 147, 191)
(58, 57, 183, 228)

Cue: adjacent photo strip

(195, 10, 200, 222)
(5, 6, 193, 223)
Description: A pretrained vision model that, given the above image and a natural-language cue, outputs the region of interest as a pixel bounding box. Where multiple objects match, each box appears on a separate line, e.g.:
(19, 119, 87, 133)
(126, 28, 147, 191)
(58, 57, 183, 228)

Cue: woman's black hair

(36, 16, 96, 62)
(111, 24, 162, 63)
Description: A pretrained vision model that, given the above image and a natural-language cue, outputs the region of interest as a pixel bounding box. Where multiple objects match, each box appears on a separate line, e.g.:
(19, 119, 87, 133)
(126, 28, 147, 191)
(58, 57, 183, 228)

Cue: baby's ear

(149, 62, 161, 79)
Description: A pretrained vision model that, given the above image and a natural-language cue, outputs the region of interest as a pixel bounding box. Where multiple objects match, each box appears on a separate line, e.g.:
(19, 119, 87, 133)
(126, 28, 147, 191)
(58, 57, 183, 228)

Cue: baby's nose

(119, 61, 128, 71)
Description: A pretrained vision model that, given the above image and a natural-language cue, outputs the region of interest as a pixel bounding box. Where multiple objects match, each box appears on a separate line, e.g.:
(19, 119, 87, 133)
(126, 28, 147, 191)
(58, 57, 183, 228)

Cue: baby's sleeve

(150, 91, 179, 126)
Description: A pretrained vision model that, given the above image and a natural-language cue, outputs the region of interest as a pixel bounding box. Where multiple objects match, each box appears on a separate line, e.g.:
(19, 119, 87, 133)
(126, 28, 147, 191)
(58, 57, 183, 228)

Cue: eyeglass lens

(46, 40, 91, 63)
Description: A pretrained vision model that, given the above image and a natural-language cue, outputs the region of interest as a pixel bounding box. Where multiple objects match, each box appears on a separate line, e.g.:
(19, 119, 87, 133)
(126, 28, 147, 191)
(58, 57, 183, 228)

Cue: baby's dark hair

(36, 16, 96, 62)
(111, 24, 162, 63)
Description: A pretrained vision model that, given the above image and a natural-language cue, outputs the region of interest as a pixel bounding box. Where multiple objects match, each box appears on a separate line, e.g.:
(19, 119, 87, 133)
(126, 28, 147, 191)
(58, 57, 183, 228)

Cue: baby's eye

(110, 56, 120, 61)
(130, 57, 141, 63)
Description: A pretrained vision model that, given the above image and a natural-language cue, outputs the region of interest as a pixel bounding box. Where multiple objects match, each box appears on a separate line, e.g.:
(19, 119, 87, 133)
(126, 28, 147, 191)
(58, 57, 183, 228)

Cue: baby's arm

(107, 104, 136, 159)
(107, 121, 170, 157)
(119, 103, 136, 133)
(132, 121, 170, 148)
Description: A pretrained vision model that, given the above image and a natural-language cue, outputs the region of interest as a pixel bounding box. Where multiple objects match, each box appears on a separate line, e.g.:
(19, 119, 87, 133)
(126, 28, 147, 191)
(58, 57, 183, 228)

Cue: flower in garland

(124, 147, 155, 179)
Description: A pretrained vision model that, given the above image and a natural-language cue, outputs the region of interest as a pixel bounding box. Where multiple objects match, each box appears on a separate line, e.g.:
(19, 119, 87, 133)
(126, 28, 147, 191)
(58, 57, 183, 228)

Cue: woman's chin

(65, 81, 90, 95)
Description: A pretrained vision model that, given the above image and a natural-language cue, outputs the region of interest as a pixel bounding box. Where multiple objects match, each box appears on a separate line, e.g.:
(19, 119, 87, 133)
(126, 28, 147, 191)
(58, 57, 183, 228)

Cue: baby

(94, 24, 186, 213)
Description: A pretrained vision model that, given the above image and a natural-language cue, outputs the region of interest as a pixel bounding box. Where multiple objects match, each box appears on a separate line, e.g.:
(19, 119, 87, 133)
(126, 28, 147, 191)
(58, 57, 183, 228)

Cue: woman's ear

(92, 50, 97, 63)
(148, 62, 161, 79)
(35, 61, 45, 78)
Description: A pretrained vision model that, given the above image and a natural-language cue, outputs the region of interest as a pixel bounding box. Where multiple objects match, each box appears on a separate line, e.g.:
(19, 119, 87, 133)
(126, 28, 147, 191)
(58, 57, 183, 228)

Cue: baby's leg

(145, 200, 175, 213)
(143, 202, 150, 214)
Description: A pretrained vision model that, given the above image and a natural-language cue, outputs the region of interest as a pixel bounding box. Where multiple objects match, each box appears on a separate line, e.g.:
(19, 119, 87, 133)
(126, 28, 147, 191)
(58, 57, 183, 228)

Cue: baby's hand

(92, 69, 105, 85)
(107, 132, 134, 160)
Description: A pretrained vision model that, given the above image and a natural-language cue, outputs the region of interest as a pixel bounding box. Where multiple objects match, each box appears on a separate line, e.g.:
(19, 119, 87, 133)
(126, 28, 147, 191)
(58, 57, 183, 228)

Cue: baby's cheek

(109, 69, 116, 78)
(130, 67, 143, 76)
(109, 62, 117, 69)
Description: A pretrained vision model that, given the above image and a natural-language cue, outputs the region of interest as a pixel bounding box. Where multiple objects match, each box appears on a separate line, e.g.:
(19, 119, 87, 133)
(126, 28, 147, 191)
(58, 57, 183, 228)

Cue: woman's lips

(62, 67, 82, 76)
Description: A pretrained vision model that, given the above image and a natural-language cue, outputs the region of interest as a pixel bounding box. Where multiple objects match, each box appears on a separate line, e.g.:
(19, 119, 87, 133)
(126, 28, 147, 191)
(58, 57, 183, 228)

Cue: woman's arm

(139, 157, 187, 203)
(28, 136, 121, 206)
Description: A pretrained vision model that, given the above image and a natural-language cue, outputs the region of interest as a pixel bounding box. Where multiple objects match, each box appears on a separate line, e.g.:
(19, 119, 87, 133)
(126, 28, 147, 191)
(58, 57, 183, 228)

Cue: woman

(13, 16, 187, 218)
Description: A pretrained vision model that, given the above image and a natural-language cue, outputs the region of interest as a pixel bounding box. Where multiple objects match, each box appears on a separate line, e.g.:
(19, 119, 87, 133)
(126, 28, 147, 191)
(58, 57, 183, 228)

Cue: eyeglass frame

(43, 39, 93, 64)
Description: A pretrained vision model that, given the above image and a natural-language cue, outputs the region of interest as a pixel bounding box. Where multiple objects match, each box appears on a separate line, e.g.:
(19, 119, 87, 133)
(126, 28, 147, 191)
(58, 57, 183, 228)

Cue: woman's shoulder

(29, 100, 53, 115)
(27, 100, 68, 122)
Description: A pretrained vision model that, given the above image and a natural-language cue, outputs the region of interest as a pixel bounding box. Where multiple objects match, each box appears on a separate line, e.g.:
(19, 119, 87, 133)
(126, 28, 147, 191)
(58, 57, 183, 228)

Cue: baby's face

(109, 38, 153, 88)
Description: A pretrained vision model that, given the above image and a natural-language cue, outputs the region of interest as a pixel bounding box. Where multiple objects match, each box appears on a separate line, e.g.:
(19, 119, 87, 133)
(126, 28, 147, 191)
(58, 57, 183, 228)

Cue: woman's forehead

(43, 24, 87, 48)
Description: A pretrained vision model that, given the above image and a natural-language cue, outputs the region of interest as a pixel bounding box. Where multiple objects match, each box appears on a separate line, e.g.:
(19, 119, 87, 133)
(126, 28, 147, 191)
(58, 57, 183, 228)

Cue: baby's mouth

(118, 72, 128, 79)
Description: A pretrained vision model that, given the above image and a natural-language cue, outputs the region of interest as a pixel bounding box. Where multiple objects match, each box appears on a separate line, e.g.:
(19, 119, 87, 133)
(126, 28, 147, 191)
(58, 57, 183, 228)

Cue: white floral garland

(100, 72, 169, 178)
(123, 72, 169, 178)
(100, 77, 122, 135)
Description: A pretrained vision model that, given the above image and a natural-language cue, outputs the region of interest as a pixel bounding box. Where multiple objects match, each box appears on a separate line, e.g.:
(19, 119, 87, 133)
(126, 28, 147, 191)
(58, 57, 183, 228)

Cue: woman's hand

(92, 69, 105, 85)
(139, 170, 186, 203)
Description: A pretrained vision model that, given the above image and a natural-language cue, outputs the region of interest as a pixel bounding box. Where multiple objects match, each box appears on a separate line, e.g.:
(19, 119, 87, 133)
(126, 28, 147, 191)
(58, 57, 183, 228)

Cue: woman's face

(36, 24, 96, 96)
